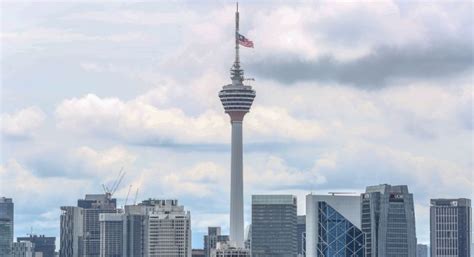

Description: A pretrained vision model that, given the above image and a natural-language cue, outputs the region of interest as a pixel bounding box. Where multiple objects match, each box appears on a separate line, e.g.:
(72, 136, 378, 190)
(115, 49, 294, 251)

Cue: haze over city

(1, 0, 472, 251)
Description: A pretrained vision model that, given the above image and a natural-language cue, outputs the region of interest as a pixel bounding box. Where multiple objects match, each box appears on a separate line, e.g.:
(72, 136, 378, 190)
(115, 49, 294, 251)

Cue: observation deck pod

(219, 84, 256, 121)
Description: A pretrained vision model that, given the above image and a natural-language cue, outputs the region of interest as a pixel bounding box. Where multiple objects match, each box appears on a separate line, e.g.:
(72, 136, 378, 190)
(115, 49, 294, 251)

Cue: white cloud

(73, 145, 137, 180)
(55, 93, 324, 144)
(1, 106, 45, 138)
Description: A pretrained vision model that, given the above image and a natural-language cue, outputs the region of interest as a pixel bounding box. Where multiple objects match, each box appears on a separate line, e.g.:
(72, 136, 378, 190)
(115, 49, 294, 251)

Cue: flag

(238, 33, 254, 48)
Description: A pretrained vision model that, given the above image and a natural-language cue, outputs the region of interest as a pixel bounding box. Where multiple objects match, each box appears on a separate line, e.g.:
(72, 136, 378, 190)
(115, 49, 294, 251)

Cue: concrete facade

(430, 198, 471, 257)
(218, 5, 255, 248)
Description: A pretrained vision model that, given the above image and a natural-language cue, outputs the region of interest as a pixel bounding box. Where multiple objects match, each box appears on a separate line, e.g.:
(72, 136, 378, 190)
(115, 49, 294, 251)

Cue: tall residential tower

(219, 4, 255, 247)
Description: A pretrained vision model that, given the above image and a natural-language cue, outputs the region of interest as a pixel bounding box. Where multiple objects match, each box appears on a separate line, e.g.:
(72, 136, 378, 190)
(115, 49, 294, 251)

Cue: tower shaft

(230, 120, 244, 246)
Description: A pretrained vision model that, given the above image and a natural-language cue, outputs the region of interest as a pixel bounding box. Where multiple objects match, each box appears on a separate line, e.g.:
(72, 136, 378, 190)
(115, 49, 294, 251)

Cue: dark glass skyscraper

(430, 198, 471, 257)
(251, 195, 297, 257)
(361, 184, 417, 257)
(0, 197, 14, 257)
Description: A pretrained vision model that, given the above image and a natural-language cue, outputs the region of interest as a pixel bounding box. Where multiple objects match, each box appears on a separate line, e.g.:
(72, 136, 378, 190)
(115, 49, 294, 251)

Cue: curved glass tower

(218, 4, 255, 247)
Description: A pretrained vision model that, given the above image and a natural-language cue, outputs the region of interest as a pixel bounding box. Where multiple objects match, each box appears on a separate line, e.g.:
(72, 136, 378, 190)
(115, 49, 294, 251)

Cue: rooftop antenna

(231, 1, 244, 85)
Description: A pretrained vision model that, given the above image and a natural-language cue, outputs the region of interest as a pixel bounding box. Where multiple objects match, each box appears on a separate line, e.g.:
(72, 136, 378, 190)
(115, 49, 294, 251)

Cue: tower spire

(231, 1, 243, 85)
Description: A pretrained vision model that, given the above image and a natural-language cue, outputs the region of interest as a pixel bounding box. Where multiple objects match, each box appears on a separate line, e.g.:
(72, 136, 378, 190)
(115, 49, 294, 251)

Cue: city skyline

(1, 0, 473, 251)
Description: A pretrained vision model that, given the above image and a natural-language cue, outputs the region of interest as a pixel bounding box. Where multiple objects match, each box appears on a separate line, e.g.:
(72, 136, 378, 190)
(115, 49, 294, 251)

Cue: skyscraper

(79, 194, 117, 257)
(17, 235, 55, 257)
(251, 195, 297, 257)
(297, 216, 306, 257)
(361, 184, 417, 257)
(99, 213, 125, 257)
(60, 194, 117, 257)
(60, 206, 84, 257)
(306, 194, 364, 257)
(123, 205, 146, 257)
(145, 199, 192, 257)
(219, 4, 255, 247)
(430, 198, 471, 257)
(0, 197, 14, 257)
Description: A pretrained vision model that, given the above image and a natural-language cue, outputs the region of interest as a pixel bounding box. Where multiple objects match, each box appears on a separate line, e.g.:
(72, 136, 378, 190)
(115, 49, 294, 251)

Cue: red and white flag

(238, 33, 254, 48)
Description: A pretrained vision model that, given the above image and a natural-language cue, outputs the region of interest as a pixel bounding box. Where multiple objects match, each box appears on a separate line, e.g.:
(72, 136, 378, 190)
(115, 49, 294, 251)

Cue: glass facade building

(317, 202, 365, 257)
(251, 195, 297, 257)
(361, 184, 417, 257)
(306, 194, 363, 257)
(0, 197, 14, 257)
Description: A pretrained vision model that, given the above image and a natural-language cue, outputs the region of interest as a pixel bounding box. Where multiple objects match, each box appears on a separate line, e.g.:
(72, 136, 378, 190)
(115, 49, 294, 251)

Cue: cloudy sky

(1, 0, 472, 249)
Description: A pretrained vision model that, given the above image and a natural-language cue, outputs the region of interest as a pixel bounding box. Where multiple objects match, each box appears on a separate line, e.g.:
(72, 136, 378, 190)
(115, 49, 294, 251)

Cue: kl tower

(219, 3, 255, 248)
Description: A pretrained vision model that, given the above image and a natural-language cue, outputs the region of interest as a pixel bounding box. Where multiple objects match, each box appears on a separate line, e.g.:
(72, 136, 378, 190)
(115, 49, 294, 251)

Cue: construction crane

(124, 185, 133, 206)
(133, 188, 139, 205)
(102, 167, 126, 199)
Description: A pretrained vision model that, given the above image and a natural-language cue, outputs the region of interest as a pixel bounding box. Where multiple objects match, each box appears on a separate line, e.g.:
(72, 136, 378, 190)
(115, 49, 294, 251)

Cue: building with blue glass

(306, 194, 364, 257)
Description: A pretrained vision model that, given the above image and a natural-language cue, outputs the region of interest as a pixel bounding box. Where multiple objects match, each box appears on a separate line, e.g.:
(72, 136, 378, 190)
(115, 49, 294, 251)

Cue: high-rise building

(297, 216, 306, 257)
(0, 197, 14, 257)
(123, 206, 146, 257)
(145, 199, 192, 257)
(251, 195, 297, 257)
(60, 194, 117, 257)
(60, 206, 84, 257)
(430, 198, 471, 257)
(79, 194, 117, 257)
(99, 213, 125, 257)
(17, 235, 55, 257)
(12, 241, 34, 257)
(417, 244, 428, 257)
(219, 4, 256, 247)
(306, 194, 364, 257)
(204, 227, 223, 257)
(361, 184, 417, 257)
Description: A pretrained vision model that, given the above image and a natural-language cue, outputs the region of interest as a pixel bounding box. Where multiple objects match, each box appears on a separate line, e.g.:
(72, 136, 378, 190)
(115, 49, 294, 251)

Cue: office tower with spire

(0, 197, 14, 257)
(219, 4, 255, 247)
